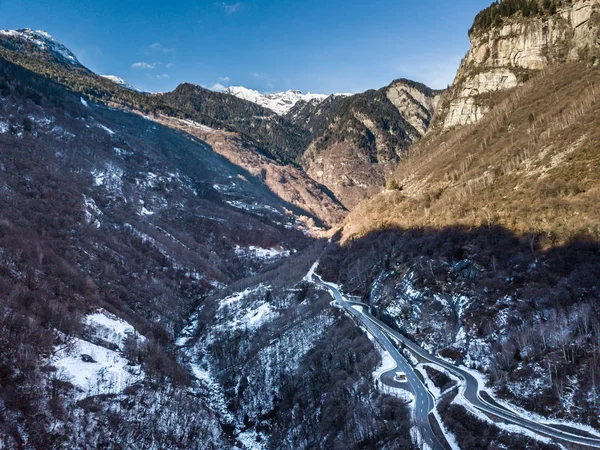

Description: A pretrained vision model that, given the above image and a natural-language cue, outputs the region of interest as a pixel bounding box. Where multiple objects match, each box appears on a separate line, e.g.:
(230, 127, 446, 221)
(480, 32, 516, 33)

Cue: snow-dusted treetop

(224, 86, 350, 116)
(0, 28, 81, 66)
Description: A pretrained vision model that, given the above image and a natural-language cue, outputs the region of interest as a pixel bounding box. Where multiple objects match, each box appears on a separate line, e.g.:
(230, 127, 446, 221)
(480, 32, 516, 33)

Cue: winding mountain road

(313, 273, 600, 449)
(315, 275, 447, 450)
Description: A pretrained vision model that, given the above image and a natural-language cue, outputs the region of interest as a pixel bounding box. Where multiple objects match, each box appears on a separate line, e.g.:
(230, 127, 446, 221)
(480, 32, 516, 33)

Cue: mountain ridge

(295, 78, 443, 208)
(0, 28, 82, 67)
(0, 28, 442, 212)
(224, 85, 351, 115)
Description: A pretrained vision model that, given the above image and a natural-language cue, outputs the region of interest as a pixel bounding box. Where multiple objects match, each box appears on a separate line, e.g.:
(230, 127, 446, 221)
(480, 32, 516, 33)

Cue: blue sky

(1, 0, 492, 93)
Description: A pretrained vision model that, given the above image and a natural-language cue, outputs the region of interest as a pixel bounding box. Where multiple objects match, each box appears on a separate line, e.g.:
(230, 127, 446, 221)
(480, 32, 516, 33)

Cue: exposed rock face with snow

(224, 86, 338, 115)
(438, 0, 600, 129)
(0, 28, 82, 67)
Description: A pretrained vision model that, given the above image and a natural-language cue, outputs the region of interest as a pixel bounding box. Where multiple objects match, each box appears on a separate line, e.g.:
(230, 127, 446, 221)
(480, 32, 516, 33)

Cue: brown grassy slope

(153, 115, 348, 229)
(342, 63, 600, 244)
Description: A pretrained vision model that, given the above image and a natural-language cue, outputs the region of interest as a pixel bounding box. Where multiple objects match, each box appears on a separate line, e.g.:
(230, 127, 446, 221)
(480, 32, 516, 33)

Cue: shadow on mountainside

(320, 224, 600, 430)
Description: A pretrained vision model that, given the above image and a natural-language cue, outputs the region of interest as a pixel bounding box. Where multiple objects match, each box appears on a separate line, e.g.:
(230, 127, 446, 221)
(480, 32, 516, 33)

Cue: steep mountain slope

(0, 56, 321, 448)
(316, 1, 600, 442)
(0, 28, 82, 67)
(154, 115, 347, 228)
(159, 83, 312, 163)
(175, 250, 415, 449)
(343, 62, 599, 242)
(0, 29, 348, 228)
(0, 30, 312, 165)
(7, 10, 598, 448)
(0, 53, 419, 449)
(293, 79, 442, 208)
(0, 30, 447, 212)
(437, 0, 600, 129)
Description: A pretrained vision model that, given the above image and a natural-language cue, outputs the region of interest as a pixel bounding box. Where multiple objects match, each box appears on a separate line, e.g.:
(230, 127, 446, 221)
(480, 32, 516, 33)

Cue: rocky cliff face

(295, 79, 442, 209)
(438, 0, 600, 129)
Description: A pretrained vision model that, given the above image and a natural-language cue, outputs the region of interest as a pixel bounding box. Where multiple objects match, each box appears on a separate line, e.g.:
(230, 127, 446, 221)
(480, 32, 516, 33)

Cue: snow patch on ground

(487, 393, 600, 438)
(455, 295, 471, 319)
(138, 200, 154, 216)
(84, 309, 146, 349)
(416, 365, 441, 399)
(175, 310, 201, 347)
(112, 146, 133, 157)
(176, 117, 214, 132)
(432, 407, 461, 450)
(411, 426, 431, 450)
(101, 75, 140, 92)
(80, 97, 89, 108)
(52, 310, 146, 398)
(83, 195, 102, 228)
(97, 123, 115, 135)
(235, 245, 290, 261)
(458, 364, 490, 392)
(53, 338, 143, 398)
(91, 163, 124, 195)
(0, 29, 80, 65)
(225, 86, 350, 115)
(0, 122, 8, 133)
(373, 350, 396, 381)
(218, 286, 266, 310)
(215, 285, 278, 330)
(236, 429, 267, 450)
(303, 260, 319, 282)
(367, 335, 415, 403)
(188, 361, 235, 423)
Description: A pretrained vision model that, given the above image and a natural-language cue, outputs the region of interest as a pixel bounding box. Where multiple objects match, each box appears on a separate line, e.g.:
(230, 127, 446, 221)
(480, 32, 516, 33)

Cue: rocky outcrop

(386, 82, 442, 135)
(296, 79, 442, 209)
(438, 0, 600, 129)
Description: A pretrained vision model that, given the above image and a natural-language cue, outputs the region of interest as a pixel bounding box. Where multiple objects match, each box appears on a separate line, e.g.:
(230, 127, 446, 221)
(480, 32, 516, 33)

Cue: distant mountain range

(224, 86, 351, 115)
(0, 28, 443, 208)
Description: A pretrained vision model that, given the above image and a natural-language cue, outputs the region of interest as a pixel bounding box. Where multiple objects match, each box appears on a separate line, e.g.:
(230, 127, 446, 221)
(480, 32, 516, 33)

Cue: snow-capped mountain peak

(224, 86, 334, 115)
(0, 28, 82, 66)
(101, 75, 141, 92)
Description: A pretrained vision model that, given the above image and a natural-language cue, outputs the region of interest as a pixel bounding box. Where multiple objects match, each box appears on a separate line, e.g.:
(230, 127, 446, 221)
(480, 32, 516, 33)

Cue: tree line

(470, 0, 570, 34)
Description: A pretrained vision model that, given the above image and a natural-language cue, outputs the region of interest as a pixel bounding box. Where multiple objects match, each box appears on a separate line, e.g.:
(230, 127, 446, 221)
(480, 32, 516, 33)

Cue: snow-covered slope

(0, 28, 81, 66)
(101, 75, 141, 92)
(225, 86, 344, 115)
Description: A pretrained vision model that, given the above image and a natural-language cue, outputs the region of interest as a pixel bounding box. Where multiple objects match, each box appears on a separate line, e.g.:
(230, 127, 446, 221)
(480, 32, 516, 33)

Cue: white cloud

(144, 43, 176, 55)
(156, 74, 169, 79)
(211, 82, 227, 92)
(166, 63, 174, 69)
(217, 2, 241, 15)
(218, 76, 230, 82)
(131, 62, 158, 69)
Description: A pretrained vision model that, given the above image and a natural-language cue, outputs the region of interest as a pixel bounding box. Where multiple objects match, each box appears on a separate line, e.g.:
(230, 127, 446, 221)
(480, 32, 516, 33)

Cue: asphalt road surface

(314, 273, 600, 449)
(316, 276, 446, 450)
